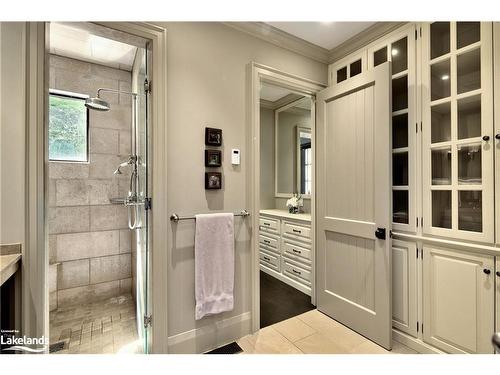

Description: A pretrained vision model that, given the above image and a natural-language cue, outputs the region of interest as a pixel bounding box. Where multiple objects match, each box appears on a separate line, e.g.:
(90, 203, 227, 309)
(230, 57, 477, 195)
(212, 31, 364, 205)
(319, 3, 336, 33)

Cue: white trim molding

(224, 22, 330, 64)
(225, 22, 406, 65)
(167, 312, 252, 354)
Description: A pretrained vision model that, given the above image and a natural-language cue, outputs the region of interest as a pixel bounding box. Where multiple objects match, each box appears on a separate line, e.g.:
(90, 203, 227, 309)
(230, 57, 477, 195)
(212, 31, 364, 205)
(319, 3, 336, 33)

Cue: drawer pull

(263, 239, 271, 244)
(263, 256, 271, 261)
(292, 249, 301, 254)
(292, 269, 301, 275)
(292, 229, 302, 234)
(263, 222, 271, 226)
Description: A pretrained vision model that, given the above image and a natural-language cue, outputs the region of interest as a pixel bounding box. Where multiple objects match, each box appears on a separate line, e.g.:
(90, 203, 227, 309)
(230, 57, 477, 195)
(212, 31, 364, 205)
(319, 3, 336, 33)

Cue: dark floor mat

(49, 341, 66, 353)
(205, 341, 243, 354)
(260, 270, 315, 328)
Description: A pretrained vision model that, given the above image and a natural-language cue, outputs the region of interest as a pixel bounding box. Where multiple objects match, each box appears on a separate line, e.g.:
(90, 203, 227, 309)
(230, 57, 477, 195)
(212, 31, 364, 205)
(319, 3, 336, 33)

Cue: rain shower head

(85, 96, 110, 111)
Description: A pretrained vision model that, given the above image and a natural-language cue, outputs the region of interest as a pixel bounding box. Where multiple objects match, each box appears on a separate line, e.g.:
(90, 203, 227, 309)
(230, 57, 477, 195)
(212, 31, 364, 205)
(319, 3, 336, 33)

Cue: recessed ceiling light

(391, 48, 398, 56)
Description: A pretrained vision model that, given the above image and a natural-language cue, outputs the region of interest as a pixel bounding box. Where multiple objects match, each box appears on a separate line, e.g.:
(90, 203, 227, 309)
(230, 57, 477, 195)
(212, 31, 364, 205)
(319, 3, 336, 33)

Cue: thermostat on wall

(231, 149, 240, 165)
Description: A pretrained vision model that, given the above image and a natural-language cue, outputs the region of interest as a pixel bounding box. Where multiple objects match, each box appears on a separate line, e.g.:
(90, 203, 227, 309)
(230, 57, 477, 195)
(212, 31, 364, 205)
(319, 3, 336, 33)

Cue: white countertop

(0, 253, 21, 286)
(260, 209, 312, 222)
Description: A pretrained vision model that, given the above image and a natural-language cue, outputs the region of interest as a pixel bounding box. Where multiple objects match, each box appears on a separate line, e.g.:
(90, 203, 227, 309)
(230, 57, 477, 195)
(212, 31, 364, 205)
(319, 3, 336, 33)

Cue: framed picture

(205, 172, 222, 190)
(205, 127, 222, 146)
(205, 149, 222, 167)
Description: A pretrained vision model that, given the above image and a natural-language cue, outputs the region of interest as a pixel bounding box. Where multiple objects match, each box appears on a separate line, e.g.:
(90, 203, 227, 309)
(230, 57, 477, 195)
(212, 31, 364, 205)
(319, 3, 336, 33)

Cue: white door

(316, 62, 392, 349)
(423, 246, 495, 353)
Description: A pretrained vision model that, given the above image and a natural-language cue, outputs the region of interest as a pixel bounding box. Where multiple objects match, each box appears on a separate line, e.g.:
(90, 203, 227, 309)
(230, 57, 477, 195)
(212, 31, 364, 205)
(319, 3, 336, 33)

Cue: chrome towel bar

(170, 210, 250, 222)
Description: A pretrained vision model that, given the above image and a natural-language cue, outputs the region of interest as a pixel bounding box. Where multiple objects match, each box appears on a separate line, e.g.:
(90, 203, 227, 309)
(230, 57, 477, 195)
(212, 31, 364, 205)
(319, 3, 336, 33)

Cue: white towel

(194, 213, 235, 320)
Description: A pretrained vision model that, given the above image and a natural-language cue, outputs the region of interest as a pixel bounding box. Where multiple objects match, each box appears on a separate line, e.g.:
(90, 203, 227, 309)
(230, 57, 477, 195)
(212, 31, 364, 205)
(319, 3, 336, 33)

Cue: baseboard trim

(168, 312, 252, 354)
(393, 328, 444, 354)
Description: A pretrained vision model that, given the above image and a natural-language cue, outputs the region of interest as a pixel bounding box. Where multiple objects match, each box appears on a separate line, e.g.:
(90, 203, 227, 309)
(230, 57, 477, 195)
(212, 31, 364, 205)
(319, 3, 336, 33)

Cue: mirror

(275, 97, 312, 197)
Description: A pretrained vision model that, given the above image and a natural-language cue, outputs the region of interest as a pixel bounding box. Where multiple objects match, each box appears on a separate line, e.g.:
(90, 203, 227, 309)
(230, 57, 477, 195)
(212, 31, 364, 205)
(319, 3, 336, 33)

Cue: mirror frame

(274, 97, 312, 198)
(296, 126, 312, 198)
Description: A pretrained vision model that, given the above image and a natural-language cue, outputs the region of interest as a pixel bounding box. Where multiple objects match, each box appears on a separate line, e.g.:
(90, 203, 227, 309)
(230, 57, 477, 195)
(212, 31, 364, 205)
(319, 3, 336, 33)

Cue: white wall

(156, 22, 327, 352)
(0, 22, 26, 246)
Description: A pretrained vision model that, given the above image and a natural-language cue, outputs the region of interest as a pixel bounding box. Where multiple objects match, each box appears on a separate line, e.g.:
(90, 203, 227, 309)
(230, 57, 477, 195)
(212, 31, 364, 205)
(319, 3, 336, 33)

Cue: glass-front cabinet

(368, 24, 417, 233)
(422, 22, 494, 243)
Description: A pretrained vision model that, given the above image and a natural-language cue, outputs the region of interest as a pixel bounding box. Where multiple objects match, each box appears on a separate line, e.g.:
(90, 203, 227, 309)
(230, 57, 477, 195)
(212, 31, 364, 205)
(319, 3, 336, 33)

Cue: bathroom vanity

(259, 209, 313, 296)
(0, 244, 22, 346)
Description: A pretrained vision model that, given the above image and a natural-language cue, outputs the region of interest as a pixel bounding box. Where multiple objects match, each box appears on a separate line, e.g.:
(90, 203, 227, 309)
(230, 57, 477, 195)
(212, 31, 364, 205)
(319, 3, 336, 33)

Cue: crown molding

(328, 22, 408, 63)
(223, 22, 330, 64)
(224, 22, 408, 66)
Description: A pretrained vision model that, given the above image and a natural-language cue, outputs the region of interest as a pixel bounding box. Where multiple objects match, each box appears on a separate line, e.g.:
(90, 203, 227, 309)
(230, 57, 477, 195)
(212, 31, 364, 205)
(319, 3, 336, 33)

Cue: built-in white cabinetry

(422, 22, 494, 243)
(392, 240, 418, 337)
(422, 246, 495, 353)
(494, 22, 500, 246)
(496, 258, 500, 332)
(327, 21, 500, 354)
(259, 211, 313, 296)
(367, 24, 418, 233)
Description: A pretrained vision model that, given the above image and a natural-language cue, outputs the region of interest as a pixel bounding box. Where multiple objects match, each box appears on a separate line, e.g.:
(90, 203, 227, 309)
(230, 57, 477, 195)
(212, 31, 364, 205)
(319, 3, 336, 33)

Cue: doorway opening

(46, 22, 152, 354)
(258, 83, 316, 328)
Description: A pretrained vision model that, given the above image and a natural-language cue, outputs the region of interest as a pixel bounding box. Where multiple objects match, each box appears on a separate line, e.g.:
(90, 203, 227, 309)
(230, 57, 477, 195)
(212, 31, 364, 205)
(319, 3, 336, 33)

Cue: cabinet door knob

(482, 135, 490, 141)
(496, 133, 500, 140)
(483, 268, 491, 275)
(496, 271, 500, 277)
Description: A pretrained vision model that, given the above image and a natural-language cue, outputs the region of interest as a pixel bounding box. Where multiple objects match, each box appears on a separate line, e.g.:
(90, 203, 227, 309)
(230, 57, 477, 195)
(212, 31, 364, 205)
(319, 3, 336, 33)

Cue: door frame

(29, 21, 169, 353)
(247, 62, 325, 332)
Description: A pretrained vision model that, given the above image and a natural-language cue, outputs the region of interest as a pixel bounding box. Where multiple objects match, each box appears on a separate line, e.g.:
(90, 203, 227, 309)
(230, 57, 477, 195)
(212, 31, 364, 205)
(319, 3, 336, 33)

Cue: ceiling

(266, 22, 375, 50)
(260, 82, 311, 110)
(49, 22, 138, 71)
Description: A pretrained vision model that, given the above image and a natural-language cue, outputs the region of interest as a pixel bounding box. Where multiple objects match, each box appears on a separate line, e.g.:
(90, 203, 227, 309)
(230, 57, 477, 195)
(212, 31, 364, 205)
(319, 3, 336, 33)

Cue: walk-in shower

(47, 22, 151, 355)
(86, 88, 143, 230)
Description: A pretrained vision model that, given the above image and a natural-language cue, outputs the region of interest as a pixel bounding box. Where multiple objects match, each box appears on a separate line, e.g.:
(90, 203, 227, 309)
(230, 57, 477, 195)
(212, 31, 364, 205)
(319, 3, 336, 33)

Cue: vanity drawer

(282, 258, 311, 284)
(282, 221, 311, 240)
(260, 250, 280, 271)
(259, 217, 280, 234)
(282, 239, 311, 262)
(259, 234, 279, 250)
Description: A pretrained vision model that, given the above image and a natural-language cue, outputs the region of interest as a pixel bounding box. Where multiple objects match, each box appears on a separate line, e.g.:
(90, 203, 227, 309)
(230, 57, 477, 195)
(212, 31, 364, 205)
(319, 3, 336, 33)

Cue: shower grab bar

(170, 210, 250, 222)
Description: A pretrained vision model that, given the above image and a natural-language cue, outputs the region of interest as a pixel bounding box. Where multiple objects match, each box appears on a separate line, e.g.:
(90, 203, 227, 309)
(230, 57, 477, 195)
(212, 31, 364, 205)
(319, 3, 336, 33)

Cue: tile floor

(237, 309, 418, 354)
(49, 294, 141, 354)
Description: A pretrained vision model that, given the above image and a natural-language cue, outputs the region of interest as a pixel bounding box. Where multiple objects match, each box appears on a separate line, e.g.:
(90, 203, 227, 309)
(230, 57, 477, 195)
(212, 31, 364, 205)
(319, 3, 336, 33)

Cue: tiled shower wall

(48, 55, 133, 311)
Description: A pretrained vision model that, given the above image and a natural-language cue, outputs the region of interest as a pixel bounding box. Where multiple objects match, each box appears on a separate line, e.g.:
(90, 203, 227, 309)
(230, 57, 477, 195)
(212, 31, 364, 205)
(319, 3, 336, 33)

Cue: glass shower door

(134, 43, 151, 354)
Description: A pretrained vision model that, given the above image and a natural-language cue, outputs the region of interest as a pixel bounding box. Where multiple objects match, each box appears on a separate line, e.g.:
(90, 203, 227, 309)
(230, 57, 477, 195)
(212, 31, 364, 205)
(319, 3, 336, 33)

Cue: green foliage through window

(49, 93, 88, 162)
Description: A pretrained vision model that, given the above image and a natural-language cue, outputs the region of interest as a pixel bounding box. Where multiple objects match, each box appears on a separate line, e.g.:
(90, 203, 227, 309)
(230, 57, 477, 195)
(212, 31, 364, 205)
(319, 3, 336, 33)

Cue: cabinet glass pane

(458, 144, 481, 184)
(458, 190, 482, 232)
(393, 190, 409, 224)
(350, 59, 362, 77)
(392, 113, 408, 149)
(432, 148, 451, 185)
(431, 102, 451, 143)
(457, 48, 480, 94)
(374, 47, 387, 67)
(337, 66, 347, 83)
(458, 95, 481, 139)
(391, 37, 408, 74)
(457, 22, 480, 49)
(392, 75, 408, 112)
(431, 60, 451, 100)
(393, 152, 408, 186)
(432, 190, 452, 229)
(431, 22, 450, 59)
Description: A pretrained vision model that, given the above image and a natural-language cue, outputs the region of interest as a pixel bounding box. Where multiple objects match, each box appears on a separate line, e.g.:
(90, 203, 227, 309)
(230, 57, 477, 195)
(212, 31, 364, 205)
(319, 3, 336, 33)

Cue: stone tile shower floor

(49, 294, 140, 354)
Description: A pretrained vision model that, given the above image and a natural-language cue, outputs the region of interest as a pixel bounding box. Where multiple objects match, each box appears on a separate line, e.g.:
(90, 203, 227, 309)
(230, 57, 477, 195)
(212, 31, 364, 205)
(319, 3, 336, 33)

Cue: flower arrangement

(286, 194, 303, 214)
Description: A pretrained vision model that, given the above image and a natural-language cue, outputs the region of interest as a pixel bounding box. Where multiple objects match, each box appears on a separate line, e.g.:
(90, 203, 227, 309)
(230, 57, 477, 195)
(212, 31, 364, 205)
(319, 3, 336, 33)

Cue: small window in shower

(48, 89, 89, 162)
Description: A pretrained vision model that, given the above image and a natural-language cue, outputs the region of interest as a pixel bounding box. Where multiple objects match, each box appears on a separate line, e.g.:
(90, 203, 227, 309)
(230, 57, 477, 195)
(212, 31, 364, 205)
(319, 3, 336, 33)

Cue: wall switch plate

(231, 149, 240, 165)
